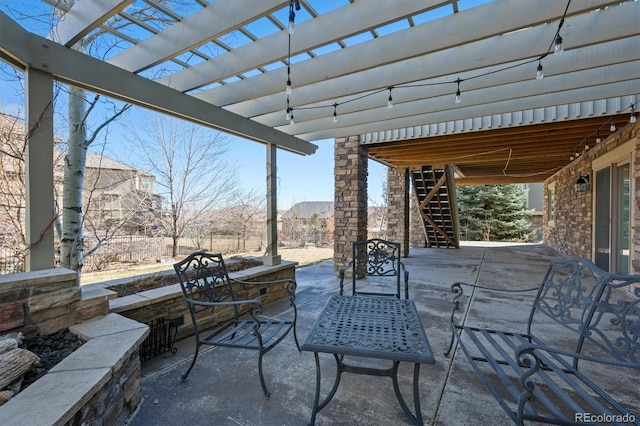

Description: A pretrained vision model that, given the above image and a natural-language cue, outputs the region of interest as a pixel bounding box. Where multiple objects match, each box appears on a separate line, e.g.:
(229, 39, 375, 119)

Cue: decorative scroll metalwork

(531, 258, 606, 334)
(339, 238, 409, 299)
(585, 283, 640, 364)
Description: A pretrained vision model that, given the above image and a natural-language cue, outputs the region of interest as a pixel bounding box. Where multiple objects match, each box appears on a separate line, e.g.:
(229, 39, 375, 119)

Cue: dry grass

(80, 247, 333, 285)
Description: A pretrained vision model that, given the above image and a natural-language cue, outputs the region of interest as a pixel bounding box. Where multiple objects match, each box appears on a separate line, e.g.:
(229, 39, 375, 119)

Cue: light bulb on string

(630, 106, 636, 124)
(288, 0, 299, 35)
(332, 103, 338, 123)
(387, 88, 393, 108)
(584, 142, 590, 151)
(536, 61, 544, 80)
(610, 122, 616, 132)
(596, 130, 601, 144)
(289, 111, 295, 126)
(454, 79, 462, 104)
(554, 34, 564, 55)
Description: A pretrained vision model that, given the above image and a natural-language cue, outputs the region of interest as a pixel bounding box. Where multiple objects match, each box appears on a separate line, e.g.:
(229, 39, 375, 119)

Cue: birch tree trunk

(59, 86, 87, 270)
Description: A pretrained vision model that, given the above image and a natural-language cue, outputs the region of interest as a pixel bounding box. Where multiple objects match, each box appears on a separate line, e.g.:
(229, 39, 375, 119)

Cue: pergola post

(25, 68, 55, 271)
(263, 142, 281, 266)
(333, 136, 368, 275)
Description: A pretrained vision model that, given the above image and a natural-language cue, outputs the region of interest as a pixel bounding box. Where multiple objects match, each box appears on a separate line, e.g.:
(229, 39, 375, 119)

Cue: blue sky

(223, 136, 386, 210)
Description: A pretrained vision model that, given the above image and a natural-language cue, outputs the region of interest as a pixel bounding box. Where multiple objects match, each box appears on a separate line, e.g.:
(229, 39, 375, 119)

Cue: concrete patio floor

(127, 243, 639, 426)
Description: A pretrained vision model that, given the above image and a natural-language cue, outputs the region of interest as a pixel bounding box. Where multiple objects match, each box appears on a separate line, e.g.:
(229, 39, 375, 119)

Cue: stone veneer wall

(334, 136, 368, 274)
(0, 268, 107, 337)
(386, 167, 410, 257)
(0, 270, 147, 425)
(543, 121, 639, 273)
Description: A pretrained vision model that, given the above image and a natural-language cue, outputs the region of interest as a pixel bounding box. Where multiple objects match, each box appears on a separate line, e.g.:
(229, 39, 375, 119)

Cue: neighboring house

(75, 152, 162, 232)
(0, 113, 163, 271)
(281, 201, 334, 247)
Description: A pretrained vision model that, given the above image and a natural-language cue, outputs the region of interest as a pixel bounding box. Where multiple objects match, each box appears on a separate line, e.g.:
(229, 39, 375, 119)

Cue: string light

(283, 1, 572, 125)
(596, 130, 601, 144)
(630, 105, 637, 124)
(288, 0, 300, 35)
(554, 34, 564, 55)
(536, 61, 544, 80)
(610, 122, 616, 132)
(289, 110, 294, 125)
(454, 79, 462, 104)
(333, 103, 338, 123)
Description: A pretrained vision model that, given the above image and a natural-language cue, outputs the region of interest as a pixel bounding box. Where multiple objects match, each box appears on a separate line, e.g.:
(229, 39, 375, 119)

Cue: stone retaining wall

(0, 313, 148, 425)
(108, 262, 297, 340)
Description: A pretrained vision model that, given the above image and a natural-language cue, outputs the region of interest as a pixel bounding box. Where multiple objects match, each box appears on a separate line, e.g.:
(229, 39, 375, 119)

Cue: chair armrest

(445, 282, 539, 356)
(184, 297, 263, 310)
(230, 277, 297, 295)
(515, 343, 639, 371)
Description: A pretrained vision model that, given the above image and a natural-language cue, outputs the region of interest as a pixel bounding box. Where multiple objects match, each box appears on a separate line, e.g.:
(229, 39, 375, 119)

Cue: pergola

(0, 0, 638, 269)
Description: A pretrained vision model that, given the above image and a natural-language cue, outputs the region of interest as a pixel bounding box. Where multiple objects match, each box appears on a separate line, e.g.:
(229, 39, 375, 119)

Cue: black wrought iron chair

(339, 238, 409, 299)
(173, 251, 299, 397)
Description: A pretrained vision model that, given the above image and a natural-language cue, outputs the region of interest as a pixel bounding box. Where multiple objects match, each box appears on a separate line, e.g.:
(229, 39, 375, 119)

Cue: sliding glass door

(594, 161, 630, 274)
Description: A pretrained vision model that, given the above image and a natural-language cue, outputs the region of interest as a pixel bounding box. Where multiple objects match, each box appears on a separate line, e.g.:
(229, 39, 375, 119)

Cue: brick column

(410, 194, 427, 247)
(334, 136, 368, 275)
(386, 167, 410, 257)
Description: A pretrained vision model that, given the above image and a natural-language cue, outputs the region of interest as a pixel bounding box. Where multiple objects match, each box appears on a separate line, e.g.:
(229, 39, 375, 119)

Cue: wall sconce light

(575, 174, 589, 193)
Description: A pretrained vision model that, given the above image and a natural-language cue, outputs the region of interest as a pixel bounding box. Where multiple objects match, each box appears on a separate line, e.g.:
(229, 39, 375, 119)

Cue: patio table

(301, 294, 435, 425)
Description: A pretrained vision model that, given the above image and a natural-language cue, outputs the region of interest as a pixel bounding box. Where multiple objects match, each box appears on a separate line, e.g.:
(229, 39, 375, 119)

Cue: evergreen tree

(457, 184, 535, 242)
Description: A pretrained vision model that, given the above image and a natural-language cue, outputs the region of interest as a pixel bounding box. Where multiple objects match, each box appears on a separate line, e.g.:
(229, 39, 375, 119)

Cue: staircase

(411, 165, 460, 248)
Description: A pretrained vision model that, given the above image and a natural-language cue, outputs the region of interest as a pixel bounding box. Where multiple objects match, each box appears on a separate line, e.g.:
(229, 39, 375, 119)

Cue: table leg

(309, 353, 343, 425)
(391, 362, 423, 425)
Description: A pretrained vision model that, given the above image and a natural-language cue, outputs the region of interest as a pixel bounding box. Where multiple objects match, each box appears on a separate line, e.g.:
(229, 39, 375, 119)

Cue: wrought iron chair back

(339, 238, 409, 299)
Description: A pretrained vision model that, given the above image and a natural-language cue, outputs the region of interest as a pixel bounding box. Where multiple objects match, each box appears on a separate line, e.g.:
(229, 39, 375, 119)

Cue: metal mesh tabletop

(301, 295, 434, 364)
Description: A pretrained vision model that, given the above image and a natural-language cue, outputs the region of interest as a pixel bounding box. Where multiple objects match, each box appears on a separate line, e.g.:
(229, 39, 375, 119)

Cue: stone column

(410, 194, 427, 247)
(386, 167, 410, 257)
(334, 136, 368, 275)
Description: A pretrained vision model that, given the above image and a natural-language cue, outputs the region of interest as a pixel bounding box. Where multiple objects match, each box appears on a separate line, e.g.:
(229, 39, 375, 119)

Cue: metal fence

(0, 233, 265, 275)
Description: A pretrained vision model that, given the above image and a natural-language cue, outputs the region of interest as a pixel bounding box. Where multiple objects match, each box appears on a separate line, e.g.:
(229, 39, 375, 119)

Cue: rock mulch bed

(0, 330, 84, 405)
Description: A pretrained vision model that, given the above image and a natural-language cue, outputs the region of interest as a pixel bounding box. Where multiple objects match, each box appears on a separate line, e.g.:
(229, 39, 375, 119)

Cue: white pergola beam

(224, 3, 640, 123)
(107, 0, 287, 72)
(295, 81, 640, 140)
(157, 0, 449, 92)
(283, 61, 640, 137)
(0, 11, 316, 155)
(197, 0, 625, 108)
(255, 36, 640, 127)
(51, 0, 133, 46)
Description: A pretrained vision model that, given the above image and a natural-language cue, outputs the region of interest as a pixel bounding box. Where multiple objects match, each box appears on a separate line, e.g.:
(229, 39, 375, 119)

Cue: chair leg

(293, 322, 301, 352)
(181, 343, 200, 380)
(258, 350, 270, 398)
